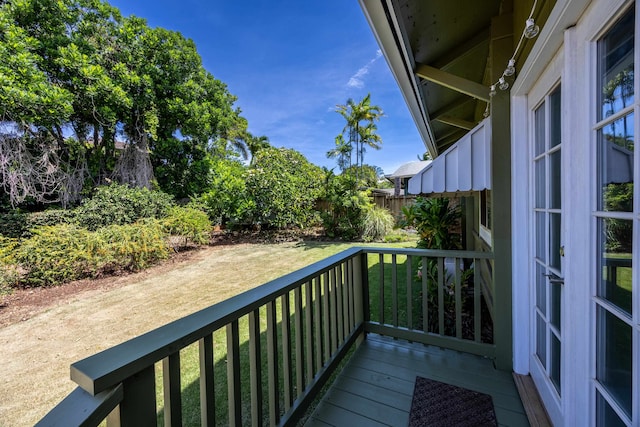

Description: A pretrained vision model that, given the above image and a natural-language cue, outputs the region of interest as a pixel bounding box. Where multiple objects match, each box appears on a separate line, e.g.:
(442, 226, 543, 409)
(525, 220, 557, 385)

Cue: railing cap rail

(361, 247, 493, 259)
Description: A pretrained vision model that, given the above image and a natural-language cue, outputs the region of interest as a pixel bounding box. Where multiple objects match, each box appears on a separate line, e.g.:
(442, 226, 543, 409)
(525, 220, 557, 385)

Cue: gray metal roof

(388, 160, 431, 179)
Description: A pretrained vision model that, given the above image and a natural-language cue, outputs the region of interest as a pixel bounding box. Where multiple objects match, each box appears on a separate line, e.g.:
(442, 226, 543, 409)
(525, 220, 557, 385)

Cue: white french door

(530, 83, 564, 421)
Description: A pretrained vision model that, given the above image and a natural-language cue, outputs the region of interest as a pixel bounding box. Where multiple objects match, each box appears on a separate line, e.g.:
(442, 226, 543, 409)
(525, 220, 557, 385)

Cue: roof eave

(358, 0, 439, 158)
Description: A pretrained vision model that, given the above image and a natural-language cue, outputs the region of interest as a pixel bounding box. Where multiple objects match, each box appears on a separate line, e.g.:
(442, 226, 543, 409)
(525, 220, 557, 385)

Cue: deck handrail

(38, 246, 495, 426)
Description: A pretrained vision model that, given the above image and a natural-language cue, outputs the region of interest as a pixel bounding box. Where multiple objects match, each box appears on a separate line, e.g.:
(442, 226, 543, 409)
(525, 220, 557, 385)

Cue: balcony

(38, 247, 528, 426)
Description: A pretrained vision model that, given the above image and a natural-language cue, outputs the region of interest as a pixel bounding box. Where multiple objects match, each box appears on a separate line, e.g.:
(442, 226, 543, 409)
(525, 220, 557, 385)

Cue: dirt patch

(0, 247, 203, 328)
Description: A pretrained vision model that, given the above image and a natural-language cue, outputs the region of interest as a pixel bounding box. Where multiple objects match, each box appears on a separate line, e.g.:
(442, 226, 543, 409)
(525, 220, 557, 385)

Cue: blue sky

(108, 0, 425, 175)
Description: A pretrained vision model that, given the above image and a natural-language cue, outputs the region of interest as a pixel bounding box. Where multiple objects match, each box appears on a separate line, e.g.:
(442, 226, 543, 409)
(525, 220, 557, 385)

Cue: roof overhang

(408, 118, 491, 195)
(359, 0, 501, 158)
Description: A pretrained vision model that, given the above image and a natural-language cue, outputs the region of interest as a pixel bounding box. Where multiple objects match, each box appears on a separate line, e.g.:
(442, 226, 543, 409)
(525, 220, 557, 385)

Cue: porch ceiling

(360, 0, 503, 157)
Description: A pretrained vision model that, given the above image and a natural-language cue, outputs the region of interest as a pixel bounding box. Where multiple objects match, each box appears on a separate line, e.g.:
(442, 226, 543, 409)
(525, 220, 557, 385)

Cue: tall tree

(335, 93, 383, 182)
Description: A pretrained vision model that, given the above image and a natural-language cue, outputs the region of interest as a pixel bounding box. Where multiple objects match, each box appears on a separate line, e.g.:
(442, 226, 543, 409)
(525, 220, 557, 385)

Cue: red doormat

(408, 377, 497, 426)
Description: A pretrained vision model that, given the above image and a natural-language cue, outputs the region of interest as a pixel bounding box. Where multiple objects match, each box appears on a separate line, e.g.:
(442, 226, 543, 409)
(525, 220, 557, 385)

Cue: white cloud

(346, 50, 383, 88)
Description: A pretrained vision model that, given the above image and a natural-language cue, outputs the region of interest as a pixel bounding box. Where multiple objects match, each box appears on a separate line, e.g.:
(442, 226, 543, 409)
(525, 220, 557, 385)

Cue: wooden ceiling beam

(415, 62, 490, 102)
(432, 28, 491, 71)
(434, 115, 476, 131)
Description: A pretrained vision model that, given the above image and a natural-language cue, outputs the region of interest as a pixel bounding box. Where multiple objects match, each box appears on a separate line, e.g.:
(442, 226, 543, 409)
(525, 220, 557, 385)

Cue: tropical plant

(362, 205, 395, 242)
(326, 135, 352, 172)
(321, 173, 371, 240)
(400, 197, 460, 249)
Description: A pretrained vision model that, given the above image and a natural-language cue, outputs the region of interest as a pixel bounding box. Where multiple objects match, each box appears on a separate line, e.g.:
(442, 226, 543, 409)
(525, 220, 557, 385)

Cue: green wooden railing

(37, 247, 494, 427)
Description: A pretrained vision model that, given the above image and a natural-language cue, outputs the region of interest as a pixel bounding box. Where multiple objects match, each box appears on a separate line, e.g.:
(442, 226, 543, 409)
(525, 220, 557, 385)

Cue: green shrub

(15, 225, 103, 287)
(362, 206, 395, 242)
(14, 221, 169, 287)
(0, 210, 28, 238)
(74, 183, 175, 230)
(196, 159, 253, 225)
(97, 220, 170, 271)
(0, 237, 21, 293)
(321, 174, 371, 241)
(400, 197, 460, 249)
(163, 206, 212, 248)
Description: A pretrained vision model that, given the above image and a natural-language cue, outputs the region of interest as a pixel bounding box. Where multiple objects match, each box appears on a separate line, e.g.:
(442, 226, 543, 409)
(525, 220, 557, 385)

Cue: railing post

(108, 365, 156, 427)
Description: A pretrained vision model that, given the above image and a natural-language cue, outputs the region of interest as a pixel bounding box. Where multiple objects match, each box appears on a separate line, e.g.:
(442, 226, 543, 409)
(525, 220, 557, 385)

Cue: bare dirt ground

(0, 239, 350, 426)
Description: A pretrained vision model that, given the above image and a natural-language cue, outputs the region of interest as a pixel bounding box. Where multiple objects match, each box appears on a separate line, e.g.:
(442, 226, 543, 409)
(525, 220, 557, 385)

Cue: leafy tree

(320, 173, 371, 240)
(0, 0, 249, 205)
(246, 147, 323, 229)
(196, 158, 253, 226)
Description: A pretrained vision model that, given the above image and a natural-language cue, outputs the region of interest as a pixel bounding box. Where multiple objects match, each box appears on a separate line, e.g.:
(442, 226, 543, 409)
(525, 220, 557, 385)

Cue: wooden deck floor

(305, 334, 529, 427)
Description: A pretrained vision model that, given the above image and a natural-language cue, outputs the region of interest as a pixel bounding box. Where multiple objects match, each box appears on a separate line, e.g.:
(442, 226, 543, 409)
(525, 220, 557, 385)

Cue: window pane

(536, 313, 547, 369)
(597, 218, 633, 314)
(535, 159, 546, 208)
(536, 212, 546, 262)
(551, 332, 561, 395)
(597, 391, 627, 427)
(598, 113, 634, 212)
(598, 6, 634, 121)
(535, 102, 546, 156)
(597, 307, 632, 418)
(550, 150, 561, 209)
(550, 213, 562, 271)
(550, 88, 562, 148)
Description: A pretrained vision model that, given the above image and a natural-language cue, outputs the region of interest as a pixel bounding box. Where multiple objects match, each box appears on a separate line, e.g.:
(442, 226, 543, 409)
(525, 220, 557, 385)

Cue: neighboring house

(386, 160, 431, 196)
(360, 0, 637, 425)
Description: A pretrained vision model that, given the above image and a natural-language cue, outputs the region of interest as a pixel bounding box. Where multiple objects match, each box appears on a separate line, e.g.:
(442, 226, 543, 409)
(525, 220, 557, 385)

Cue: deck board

(305, 334, 529, 427)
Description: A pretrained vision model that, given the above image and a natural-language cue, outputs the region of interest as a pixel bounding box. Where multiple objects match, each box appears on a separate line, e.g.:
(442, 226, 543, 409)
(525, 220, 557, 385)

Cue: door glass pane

(597, 392, 627, 427)
(535, 159, 546, 208)
(536, 313, 547, 368)
(597, 218, 633, 314)
(536, 212, 546, 261)
(598, 6, 634, 121)
(550, 213, 562, 270)
(536, 263, 547, 315)
(550, 89, 562, 148)
(551, 332, 561, 395)
(535, 102, 546, 156)
(596, 307, 632, 418)
(550, 150, 562, 209)
(598, 113, 634, 212)
(551, 276, 561, 332)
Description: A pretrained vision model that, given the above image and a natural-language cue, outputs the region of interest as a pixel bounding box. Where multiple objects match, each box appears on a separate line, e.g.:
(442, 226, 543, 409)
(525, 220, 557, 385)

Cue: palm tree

(326, 134, 352, 172)
(247, 134, 270, 164)
(335, 93, 383, 182)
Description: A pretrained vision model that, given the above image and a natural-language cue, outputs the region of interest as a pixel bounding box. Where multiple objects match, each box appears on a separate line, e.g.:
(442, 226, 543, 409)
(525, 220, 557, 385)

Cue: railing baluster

(406, 255, 413, 330)
(163, 352, 182, 427)
(343, 261, 351, 333)
(305, 280, 314, 386)
(322, 271, 331, 363)
(266, 301, 279, 426)
(329, 268, 337, 352)
(454, 258, 462, 339)
(227, 321, 242, 426)
(314, 276, 323, 374)
(422, 256, 428, 332)
(281, 293, 293, 411)
(336, 264, 344, 346)
(248, 309, 263, 427)
(392, 254, 398, 328)
(474, 261, 482, 342)
(379, 253, 384, 324)
(348, 258, 356, 330)
(438, 257, 445, 335)
(294, 286, 304, 398)
(199, 334, 215, 426)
